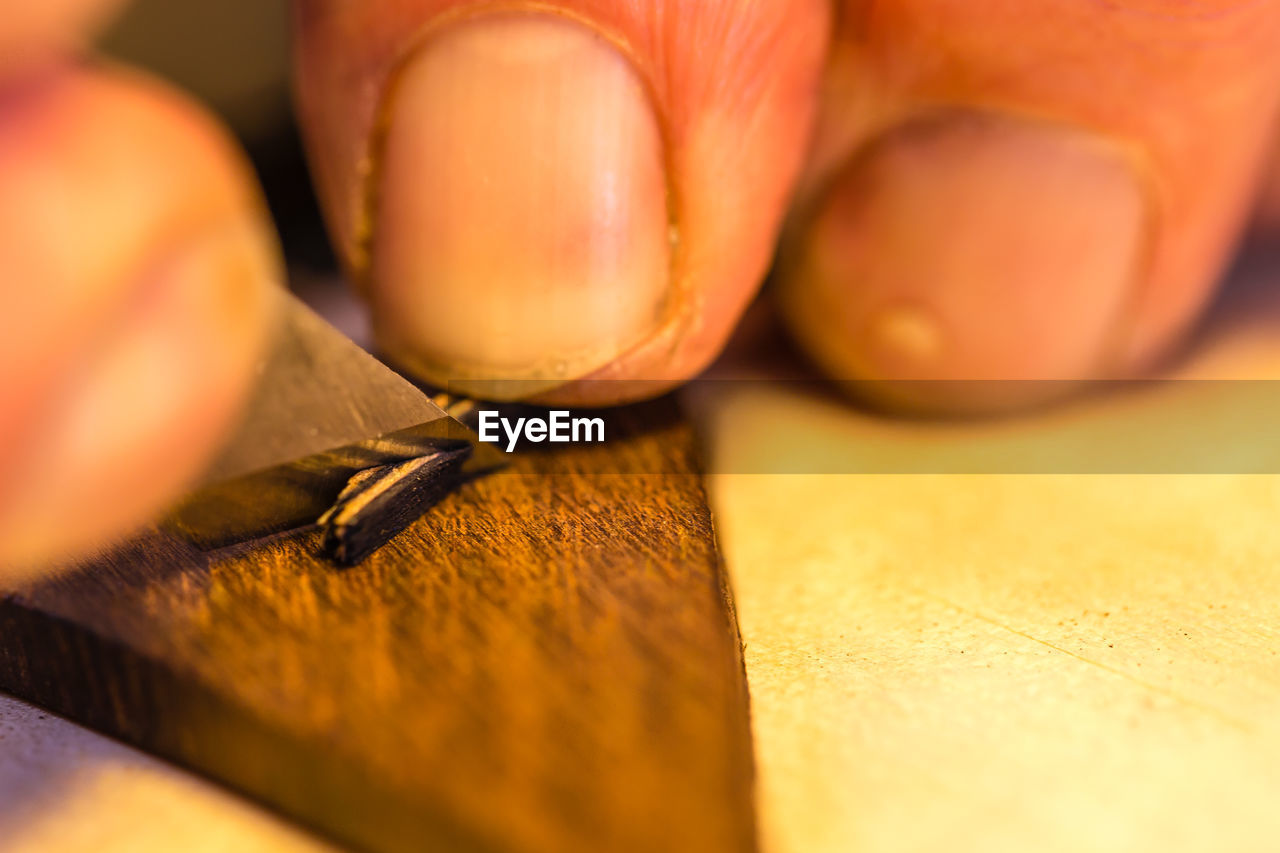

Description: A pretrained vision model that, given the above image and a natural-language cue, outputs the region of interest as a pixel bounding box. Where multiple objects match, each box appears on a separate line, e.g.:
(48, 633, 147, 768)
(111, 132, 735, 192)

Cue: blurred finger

(779, 0, 1280, 412)
(0, 64, 280, 577)
(0, 0, 128, 75)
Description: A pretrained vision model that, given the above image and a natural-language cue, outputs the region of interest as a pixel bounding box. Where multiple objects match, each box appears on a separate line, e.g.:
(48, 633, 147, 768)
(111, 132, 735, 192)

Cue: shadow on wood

(0, 400, 757, 853)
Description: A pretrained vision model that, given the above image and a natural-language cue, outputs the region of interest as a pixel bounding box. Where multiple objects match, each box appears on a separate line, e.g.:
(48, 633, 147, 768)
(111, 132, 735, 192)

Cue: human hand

(4, 0, 1279, 571)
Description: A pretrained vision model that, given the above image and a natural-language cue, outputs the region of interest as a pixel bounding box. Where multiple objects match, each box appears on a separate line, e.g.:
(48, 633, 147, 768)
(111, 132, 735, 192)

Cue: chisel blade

(165, 289, 502, 553)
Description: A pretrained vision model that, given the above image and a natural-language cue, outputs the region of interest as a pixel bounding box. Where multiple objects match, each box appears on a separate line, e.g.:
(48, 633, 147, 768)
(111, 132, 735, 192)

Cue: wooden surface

(702, 259, 1280, 853)
(0, 401, 757, 853)
(717, 471, 1280, 853)
(7, 265, 1280, 853)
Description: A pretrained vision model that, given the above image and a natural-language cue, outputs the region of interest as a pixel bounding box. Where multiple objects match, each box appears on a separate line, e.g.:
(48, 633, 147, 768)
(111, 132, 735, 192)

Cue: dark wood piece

(0, 401, 757, 853)
(319, 442, 472, 566)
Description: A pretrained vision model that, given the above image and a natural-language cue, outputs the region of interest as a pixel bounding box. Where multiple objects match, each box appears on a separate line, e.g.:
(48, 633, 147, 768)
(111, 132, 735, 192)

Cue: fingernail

(0, 216, 279, 575)
(784, 113, 1148, 411)
(372, 12, 670, 395)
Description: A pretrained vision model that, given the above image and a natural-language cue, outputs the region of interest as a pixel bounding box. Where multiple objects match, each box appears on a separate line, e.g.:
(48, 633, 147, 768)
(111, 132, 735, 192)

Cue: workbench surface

(6, 261, 1280, 852)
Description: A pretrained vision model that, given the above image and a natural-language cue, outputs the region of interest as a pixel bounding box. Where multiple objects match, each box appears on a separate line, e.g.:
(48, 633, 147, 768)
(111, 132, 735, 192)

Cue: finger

(0, 0, 128, 75)
(0, 64, 280, 578)
(778, 0, 1280, 413)
(1252, 130, 1280, 235)
(293, 0, 829, 403)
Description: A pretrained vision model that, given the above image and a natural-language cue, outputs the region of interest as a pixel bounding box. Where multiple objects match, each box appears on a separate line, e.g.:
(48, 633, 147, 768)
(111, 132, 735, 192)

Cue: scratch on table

(909, 586, 1255, 734)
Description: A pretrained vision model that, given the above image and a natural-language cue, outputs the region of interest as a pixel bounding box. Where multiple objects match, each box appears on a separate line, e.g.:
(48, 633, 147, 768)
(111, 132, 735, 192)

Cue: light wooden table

(707, 252, 1280, 853)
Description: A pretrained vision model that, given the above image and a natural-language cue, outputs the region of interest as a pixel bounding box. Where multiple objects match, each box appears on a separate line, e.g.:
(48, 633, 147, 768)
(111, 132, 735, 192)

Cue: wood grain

(0, 400, 756, 853)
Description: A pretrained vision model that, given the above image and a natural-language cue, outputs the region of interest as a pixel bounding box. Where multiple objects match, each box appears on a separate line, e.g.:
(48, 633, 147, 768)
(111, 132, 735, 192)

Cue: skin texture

(294, 0, 828, 402)
(4, 0, 1280, 570)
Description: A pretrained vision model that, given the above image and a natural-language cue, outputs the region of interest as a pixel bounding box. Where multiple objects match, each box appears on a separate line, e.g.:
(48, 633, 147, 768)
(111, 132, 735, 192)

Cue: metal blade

(166, 290, 500, 550)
